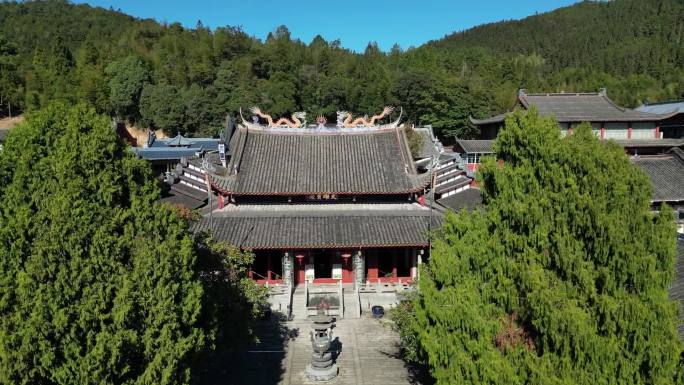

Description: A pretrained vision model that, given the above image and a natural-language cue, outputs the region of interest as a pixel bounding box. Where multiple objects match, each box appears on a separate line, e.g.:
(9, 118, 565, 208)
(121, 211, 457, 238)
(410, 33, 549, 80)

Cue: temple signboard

(305, 264, 315, 282)
(331, 264, 342, 279)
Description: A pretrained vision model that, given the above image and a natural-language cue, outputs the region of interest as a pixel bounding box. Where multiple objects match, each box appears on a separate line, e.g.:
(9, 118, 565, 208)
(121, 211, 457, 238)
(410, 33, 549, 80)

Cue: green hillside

(431, 0, 684, 77)
(0, 0, 682, 140)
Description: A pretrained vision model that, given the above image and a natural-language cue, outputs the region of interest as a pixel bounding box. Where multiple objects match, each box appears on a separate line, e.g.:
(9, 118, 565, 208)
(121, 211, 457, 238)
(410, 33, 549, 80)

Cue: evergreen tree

(139, 82, 185, 134)
(105, 55, 150, 121)
(409, 109, 683, 384)
(0, 34, 21, 117)
(0, 104, 205, 384)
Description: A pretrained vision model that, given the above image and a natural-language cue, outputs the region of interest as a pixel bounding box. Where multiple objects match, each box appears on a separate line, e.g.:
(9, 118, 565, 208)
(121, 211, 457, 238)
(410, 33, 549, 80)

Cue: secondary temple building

(459, 89, 684, 231)
(461, 89, 684, 172)
(471, 88, 677, 140)
(190, 108, 448, 287)
(636, 99, 684, 139)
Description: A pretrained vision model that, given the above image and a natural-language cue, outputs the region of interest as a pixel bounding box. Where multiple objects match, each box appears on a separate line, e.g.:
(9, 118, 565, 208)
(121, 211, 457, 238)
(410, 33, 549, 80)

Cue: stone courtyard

(200, 316, 425, 385)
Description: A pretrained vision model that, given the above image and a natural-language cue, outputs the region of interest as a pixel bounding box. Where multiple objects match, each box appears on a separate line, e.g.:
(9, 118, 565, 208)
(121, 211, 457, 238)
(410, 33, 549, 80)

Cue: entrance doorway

(251, 250, 284, 283)
(313, 252, 332, 278)
(365, 248, 415, 282)
(288, 250, 356, 285)
(396, 251, 411, 278)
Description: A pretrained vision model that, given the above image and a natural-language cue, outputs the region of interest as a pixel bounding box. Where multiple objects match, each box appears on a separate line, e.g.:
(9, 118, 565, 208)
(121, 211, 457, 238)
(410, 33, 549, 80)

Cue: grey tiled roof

(636, 100, 684, 115)
(436, 188, 483, 212)
(632, 149, 684, 202)
(213, 128, 427, 195)
(192, 204, 438, 249)
(152, 136, 221, 151)
(472, 92, 675, 125)
(171, 182, 207, 201)
(455, 139, 494, 154)
(434, 177, 471, 194)
(612, 138, 684, 148)
(520, 92, 671, 122)
(159, 192, 205, 210)
(180, 137, 221, 151)
(469, 112, 508, 125)
(670, 237, 684, 339)
(165, 134, 195, 146)
(131, 147, 201, 161)
(452, 137, 681, 156)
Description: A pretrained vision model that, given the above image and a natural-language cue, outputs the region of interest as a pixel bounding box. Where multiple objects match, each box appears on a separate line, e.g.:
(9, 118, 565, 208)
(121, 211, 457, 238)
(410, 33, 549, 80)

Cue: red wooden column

(267, 253, 272, 282)
(392, 253, 398, 279)
(341, 252, 352, 283)
(600, 124, 605, 139)
(655, 125, 661, 139)
(295, 253, 305, 284)
(628, 122, 632, 139)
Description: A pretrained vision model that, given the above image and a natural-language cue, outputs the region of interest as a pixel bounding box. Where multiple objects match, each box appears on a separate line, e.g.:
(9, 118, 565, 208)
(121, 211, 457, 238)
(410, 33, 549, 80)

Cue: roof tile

(212, 128, 427, 195)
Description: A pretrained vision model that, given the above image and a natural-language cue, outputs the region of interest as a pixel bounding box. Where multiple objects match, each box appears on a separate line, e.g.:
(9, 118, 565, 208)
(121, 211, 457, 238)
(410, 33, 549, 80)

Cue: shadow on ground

(379, 344, 434, 385)
(196, 312, 298, 385)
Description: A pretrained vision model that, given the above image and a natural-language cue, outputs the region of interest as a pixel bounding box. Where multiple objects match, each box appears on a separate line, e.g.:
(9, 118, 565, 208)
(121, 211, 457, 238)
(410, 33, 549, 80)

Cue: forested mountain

(0, 0, 682, 140)
(432, 0, 684, 77)
(429, 0, 684, 106)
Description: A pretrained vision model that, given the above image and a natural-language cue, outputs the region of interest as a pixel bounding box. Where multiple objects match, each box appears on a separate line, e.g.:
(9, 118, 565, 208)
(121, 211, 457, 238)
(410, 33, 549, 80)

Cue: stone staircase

(266, 284, 292, 317)
(291, 284, 362, 319)
(343, 288, 361, 318)
(291, 285, 308, 320)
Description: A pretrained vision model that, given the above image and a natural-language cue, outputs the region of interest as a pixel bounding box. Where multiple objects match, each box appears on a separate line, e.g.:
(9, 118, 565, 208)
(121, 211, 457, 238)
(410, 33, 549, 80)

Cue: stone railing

(304, 279, 309, 316)
(339, 280, 344, 318)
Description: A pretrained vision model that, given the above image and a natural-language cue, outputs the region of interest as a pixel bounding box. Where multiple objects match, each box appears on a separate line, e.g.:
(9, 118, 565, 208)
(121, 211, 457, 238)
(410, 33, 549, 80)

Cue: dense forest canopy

(0, 0, 682, 140)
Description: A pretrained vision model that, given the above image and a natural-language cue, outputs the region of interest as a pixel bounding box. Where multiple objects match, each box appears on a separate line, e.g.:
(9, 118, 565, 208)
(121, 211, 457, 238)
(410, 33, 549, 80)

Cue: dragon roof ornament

(336, 106, 402, 128)
(239, 106, 403, 130)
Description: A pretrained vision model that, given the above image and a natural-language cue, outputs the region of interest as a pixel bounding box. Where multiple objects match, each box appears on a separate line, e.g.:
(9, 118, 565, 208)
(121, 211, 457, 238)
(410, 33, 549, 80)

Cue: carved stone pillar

(416, 249, 424, 280)
(282, 252, 294, 287)
(353, 251, 365, 286)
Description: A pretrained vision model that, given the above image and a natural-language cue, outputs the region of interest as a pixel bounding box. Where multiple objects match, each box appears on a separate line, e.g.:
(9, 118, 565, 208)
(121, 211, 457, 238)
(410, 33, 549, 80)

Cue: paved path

(202, 317, 420, 385)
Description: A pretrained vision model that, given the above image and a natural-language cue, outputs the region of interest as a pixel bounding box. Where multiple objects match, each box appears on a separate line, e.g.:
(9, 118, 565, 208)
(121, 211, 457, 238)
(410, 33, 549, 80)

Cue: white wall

(632, 122, 656, 139)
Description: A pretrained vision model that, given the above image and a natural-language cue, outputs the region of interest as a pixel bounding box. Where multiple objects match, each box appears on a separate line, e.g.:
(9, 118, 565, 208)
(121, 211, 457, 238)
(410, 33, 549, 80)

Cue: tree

(407, 109, 683, 384)
(193, 235, 268, 350)
(2, 0, 684, 131)
(0, 34, 22, 117)
(105, 55, 150, 121)
(139, 82, 185, 134)
(256, 71, 298, 118)
(183, 84, 217, 136)
(212, 59, 258, 119)
(0, 104, 206, 384)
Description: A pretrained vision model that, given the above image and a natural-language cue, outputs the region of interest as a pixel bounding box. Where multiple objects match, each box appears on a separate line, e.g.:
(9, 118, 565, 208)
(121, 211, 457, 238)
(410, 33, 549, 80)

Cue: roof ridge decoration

(525, 92, 602, 97)
(239, 106, 403, 131)
(336, 106, 399, 128)
(599, 92, 627, 112)
(247, 107, 307, 128)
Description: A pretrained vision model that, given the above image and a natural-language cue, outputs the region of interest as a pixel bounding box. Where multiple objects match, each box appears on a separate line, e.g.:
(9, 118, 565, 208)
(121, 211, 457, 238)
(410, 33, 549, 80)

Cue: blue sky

(73, 0, 579, 52)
